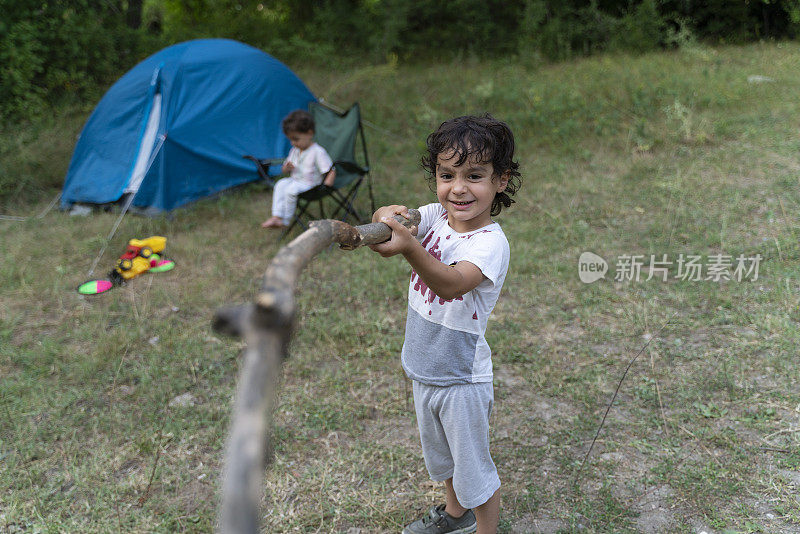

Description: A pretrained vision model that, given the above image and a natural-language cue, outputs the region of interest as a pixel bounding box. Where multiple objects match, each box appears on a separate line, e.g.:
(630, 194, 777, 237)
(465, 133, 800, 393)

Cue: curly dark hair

(281, 109, 315, 135)
(421, 114, 522, 216)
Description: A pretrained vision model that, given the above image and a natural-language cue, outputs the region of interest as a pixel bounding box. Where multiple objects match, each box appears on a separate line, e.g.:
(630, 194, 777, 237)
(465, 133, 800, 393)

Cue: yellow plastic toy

(77, 236, 175, 295)
(129, 236, 166, 257)
(114, 236, 168, 281)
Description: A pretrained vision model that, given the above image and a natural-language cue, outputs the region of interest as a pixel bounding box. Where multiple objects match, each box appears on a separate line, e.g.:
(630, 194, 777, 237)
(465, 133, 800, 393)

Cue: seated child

(262, 110, 336, 228)
(369, 114, 521, 534)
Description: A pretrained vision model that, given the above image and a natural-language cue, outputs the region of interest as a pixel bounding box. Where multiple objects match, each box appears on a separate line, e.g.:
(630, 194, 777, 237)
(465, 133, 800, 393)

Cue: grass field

(3, 42, 800, 533)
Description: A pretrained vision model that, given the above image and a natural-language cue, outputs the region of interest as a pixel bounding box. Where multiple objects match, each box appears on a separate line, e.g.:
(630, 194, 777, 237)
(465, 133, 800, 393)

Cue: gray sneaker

(402, 504, 477, 534)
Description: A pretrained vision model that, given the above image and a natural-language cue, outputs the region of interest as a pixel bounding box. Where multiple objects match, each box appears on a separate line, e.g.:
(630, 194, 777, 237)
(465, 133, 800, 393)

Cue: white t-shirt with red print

(401, 203, 510, 386)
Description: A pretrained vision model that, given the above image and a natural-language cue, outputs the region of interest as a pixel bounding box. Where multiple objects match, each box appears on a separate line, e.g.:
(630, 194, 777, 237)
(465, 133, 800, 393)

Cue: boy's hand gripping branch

(337, 208, 420, 250)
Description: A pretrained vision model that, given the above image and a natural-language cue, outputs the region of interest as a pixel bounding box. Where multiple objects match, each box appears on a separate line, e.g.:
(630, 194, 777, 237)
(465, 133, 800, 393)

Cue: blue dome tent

(61, 39, 315, 212)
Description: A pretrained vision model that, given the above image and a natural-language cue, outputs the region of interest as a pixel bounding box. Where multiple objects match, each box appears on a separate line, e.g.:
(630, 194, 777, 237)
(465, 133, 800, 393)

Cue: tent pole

(85, 134, 166, 277)
(86, 193, 136, 277)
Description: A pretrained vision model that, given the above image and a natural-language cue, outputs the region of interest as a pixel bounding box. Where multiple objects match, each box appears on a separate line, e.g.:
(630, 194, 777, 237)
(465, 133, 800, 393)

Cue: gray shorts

(412, 380, 501, 509)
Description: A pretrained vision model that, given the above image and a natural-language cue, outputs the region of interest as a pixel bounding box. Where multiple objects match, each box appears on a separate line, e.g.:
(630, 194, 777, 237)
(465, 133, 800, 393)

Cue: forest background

(5, 0, 800, 125)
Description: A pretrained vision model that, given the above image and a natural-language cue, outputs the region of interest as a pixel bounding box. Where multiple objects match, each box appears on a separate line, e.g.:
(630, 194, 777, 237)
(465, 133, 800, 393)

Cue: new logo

(578, 252, 608, 283)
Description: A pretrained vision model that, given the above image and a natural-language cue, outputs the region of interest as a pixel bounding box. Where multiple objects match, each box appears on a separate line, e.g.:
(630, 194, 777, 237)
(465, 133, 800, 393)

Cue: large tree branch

(214, 210, 420, 534)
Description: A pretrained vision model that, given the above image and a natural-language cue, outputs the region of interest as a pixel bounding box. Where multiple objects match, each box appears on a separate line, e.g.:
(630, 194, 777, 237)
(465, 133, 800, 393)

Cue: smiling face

(435, 148, 509, 233)
(287, 130, 314, 151)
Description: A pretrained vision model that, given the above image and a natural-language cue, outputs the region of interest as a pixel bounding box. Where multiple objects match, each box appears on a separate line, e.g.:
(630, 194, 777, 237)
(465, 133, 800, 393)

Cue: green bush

(0, 1, 143, 121)
(5, 0, 800, 124)
(0, 18, 46, 117)
(660, 0, 800, 42)
(518, 0, 667, 60)
(611, 0, 665, 52)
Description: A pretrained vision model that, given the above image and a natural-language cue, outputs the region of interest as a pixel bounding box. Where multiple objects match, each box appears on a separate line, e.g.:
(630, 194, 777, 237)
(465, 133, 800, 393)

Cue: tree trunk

(126, 0, 143, 29)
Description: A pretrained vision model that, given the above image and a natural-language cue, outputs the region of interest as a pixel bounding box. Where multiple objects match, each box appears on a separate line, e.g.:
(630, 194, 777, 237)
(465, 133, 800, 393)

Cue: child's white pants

(271, 178, 316, 224)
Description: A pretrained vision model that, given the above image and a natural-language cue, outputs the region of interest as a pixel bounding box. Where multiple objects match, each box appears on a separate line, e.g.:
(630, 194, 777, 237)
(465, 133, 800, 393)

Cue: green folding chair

(283, 102, 374, 235)
(245, 101, 375, 236)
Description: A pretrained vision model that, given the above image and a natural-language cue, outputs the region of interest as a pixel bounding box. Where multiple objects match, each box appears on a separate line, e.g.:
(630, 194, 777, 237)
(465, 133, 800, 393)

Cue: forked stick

(214, 210, 421, 534)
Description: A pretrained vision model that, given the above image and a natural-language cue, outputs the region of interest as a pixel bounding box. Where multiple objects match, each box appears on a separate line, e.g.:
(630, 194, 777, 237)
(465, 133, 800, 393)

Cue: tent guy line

(0, 192, 61, 222)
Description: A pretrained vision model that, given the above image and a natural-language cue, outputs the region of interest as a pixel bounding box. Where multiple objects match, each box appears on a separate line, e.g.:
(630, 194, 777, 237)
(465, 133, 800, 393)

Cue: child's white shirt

(286, 142, 333, 187)
(401, 203, 510, 386)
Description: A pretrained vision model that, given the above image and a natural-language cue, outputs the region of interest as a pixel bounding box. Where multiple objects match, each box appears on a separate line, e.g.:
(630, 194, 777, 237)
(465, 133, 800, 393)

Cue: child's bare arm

(323, 167, 336, 187)
(371, 216, 485, 301)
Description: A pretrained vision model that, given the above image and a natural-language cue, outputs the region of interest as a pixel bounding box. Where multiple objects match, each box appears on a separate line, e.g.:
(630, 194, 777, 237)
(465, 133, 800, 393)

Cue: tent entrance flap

(125, 92, 162, 195)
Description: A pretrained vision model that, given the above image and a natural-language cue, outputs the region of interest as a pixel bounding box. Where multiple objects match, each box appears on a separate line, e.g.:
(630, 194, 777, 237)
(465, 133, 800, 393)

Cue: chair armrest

(333, 160, 368, 175)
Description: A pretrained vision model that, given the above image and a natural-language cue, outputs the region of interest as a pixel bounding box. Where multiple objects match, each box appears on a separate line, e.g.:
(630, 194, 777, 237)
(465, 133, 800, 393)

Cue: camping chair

(245, 102, 375, 236)
(287, 101, 374, 233)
